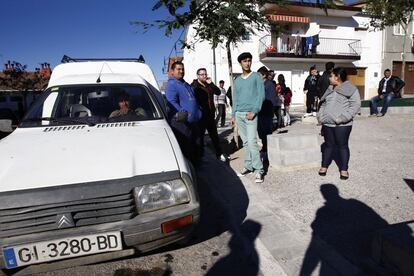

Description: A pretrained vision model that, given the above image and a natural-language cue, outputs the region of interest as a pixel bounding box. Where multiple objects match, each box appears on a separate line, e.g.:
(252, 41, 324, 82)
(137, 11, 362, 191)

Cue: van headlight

(133, 179, 190, 213)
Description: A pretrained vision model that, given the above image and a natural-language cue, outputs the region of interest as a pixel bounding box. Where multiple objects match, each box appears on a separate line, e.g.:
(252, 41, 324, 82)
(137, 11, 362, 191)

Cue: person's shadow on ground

(206, 219, 261, 276)
(300, 184, 389, 276)
(144, 153, 260, 275)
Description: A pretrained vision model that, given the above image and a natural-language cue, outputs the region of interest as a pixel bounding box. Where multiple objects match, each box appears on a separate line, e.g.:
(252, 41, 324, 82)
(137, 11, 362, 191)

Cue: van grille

(43, 125, 86, 132)
(96, 122, 137, 128)
(0, 193, 137, 238)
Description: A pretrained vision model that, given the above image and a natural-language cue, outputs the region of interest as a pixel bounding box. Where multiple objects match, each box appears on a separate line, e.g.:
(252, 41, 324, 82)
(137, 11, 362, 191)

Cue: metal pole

(212, 47, 217, 84)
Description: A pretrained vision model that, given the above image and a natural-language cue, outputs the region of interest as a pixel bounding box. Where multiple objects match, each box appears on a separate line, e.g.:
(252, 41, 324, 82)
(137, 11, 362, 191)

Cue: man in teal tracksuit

(231, 52, 265, 183)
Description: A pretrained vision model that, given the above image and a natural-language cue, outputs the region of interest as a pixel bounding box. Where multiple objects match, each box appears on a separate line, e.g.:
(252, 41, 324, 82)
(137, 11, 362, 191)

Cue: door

(392, 61, 414, 95)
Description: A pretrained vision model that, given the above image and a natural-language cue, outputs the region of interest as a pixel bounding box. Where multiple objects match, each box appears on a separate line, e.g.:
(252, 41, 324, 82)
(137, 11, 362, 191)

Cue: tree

(0, 61, 50, 113)
(133, 0, 338, 145)
(364, 0, 414, 96)
(135, 0, 337, 92)
(0, 61, 49, 91)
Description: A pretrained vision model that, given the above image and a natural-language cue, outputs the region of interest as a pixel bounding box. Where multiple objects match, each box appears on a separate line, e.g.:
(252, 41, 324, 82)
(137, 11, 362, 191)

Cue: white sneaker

(219, 154, 229, 162)
(312, 112, 317, 116)
(255, 172, 264, 183)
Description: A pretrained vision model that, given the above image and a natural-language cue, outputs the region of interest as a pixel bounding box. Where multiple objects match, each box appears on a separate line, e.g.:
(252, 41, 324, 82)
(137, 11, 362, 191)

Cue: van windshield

(20, 84, 163, 127)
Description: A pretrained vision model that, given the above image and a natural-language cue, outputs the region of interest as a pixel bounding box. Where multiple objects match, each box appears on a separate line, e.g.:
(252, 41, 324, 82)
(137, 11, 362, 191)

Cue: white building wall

(183, 13, 384, 104)
(182, 26, 268, 86)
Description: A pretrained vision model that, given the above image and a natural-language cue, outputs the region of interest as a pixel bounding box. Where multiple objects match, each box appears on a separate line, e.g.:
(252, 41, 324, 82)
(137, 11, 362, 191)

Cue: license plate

(3, 232, 122, 269)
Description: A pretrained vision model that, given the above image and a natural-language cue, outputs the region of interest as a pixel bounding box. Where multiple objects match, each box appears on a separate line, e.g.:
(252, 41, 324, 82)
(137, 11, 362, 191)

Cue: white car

(0, 57, 199, 273)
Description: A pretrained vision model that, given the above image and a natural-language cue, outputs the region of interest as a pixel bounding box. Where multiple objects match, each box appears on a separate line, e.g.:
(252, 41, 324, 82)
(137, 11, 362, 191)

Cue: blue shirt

(165, 77, 202, 123)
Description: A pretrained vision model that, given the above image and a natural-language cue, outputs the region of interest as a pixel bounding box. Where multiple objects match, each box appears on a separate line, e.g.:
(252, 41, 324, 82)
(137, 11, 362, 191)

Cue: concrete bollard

(267, 133, 321, 171)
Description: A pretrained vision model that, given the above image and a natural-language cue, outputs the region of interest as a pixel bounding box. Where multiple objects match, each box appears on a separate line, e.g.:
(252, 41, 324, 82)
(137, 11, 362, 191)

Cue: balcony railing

(259, 34, 361, 60)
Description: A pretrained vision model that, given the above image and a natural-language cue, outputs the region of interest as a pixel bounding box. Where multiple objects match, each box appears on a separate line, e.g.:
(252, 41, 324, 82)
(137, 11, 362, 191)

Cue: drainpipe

(212, 47, 217, 84)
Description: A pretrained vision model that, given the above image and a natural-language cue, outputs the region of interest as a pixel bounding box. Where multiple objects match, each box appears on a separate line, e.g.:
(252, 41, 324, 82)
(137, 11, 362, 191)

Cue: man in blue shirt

(231, 52, 265, 183)
(165, 61, 202, 163)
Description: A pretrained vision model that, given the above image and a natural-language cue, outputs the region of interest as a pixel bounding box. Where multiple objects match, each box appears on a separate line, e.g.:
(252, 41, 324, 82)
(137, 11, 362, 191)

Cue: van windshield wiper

(24, 117, 96, 127)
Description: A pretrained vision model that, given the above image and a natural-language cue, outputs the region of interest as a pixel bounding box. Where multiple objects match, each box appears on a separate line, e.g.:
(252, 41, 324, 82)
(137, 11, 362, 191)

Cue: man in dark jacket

(317, 61, 335, 100)
(304, 65, 320, 116)
(166, 61, 202, 163)
(370, 69, 405, 117)
(191, 68, 228, 162)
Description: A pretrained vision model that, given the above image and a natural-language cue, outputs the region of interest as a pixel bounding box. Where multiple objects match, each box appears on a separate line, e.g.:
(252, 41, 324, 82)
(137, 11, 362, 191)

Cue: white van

(0, 57, 199, 273)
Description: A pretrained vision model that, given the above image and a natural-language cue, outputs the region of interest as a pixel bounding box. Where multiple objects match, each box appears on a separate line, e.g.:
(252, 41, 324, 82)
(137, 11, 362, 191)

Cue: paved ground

(226, 112, 414, 275)
(8, 112, 414, 276)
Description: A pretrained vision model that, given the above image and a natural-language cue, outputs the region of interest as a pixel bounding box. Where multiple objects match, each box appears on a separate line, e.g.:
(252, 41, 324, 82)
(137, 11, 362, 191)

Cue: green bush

(361, 97, 414, 108)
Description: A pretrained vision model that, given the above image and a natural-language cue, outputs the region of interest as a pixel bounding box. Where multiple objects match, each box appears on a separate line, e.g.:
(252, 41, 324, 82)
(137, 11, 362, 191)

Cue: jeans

(370, 93, 395, 115)
(215, 104, 226, 127)
(274, 106, 283, 129)
(283, 106, 291, 126)
(321, 125, 352, 171)
(170, 119, 202, 164)
(235, 112, 263, 173)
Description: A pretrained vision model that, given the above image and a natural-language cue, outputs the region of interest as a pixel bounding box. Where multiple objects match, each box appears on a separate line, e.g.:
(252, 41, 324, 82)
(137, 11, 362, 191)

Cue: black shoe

(238, 168, 253, 176)
(318, 167, 327, 176)
(340, 171, 349, 180)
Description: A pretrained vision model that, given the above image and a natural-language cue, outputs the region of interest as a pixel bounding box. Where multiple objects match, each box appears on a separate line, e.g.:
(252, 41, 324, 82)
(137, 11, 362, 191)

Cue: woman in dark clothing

(317, 68, 361, 180)
(257, 66, 277, 156)
(275, 74, 286, 129)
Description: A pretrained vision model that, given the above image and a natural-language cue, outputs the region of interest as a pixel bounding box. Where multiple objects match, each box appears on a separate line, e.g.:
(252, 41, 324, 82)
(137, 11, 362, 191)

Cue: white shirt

(382, 77, 391, 93)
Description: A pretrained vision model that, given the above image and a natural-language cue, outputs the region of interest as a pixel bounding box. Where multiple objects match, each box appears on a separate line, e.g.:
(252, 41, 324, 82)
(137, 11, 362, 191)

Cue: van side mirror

(0, 119, 13, 133)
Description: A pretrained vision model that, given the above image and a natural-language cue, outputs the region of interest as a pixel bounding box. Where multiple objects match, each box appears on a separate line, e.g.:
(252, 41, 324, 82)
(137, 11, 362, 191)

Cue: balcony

(259, 34, 361, 63)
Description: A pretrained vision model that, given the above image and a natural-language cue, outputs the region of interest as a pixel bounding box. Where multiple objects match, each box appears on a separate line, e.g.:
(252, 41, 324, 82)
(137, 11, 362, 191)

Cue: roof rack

(61, 55, 145, 64)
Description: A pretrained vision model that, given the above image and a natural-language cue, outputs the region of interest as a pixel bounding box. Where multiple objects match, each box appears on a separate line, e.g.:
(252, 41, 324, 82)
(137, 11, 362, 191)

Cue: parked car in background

(0, 57, 199, 274)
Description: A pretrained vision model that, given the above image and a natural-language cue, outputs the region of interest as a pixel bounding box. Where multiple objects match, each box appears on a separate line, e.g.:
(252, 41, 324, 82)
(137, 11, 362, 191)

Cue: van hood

(0, 122, 179, 193)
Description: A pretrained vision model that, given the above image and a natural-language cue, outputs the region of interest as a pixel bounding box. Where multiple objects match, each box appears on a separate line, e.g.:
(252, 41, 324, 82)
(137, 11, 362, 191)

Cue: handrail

(259, 34, 361, 57)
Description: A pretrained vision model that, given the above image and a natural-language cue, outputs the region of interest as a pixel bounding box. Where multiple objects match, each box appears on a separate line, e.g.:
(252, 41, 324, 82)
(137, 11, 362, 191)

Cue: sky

(0, 0, 184, 84)
(1, 0, 359, 84)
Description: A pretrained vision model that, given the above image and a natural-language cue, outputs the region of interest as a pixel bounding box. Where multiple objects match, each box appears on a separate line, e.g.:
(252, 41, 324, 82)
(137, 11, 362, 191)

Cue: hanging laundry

(305, 36, 313, 56)
(312, 34, 320, 54)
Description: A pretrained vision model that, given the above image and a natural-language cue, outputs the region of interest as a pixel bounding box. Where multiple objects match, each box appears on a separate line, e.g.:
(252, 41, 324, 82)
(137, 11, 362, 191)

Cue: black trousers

(321, 125, 352, 171)
(169, 119, 202, 164)
(215, 104, 226, 127)
(199, 115, 222, 157)
(306, 93, 317, 113)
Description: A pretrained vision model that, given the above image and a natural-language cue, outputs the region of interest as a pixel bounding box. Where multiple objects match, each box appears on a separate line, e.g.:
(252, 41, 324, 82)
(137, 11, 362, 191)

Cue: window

(20, 85, 163, 128)
(408, 64, 414, 72)
(393, 24, 405, 35)
(241, 32, 252, 41)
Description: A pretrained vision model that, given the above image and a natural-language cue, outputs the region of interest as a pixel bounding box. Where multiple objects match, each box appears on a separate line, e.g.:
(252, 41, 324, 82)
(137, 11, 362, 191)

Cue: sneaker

(238, 168, 253, 177)
(219, 154, 229, 162)
(369, 113, 378, 117)
(377, 113, 385, 117)
(255, 172, 264, 183)
(312, 112, 317, 116)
